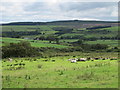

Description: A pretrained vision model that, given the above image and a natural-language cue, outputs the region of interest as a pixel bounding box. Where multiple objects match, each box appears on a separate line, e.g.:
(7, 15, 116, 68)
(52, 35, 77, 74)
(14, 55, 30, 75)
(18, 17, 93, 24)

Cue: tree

(39, 36, 45, 41)
(91, 44, 108, 50)
(55, 37, 59, 44)
(77, 39, 83, 45)
(2, 41, 40, 58)
(47, 35, 59, 44)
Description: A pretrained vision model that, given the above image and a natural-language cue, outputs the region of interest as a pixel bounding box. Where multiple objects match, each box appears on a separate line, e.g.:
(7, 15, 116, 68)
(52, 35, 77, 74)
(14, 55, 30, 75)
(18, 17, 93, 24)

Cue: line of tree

(2, 30, 41, 38)
(86, 26, 111, 30)
(60, 36, 120, 40)
(53, 27, 73, 35)
(71, 39, 109, 51)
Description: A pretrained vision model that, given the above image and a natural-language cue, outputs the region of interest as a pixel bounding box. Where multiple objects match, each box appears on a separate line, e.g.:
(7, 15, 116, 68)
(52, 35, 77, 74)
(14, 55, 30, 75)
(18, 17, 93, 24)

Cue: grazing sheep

(78, 58, 87, 61)
(106, 57, 109, 59)
(71, 60, 77, 63)
(68, 58, 78, 63)
(68, 59, 72, 61)
(8, 58, 13, 62)
(87, 57, 91, 61)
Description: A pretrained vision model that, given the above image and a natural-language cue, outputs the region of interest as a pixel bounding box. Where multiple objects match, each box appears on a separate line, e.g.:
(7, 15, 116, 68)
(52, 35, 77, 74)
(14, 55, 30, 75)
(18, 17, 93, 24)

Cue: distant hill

(1, 22, 47, 25)
(1, 20, 118, 26)
(1, 20, 119, 46)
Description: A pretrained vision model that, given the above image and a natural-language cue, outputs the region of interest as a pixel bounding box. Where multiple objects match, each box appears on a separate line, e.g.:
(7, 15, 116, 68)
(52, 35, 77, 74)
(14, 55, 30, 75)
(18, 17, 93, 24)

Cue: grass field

(1, 25, 52, 31)
(85, 40, 118, 47)
(1, 25, 119, 38)
(1, 23, 119, 88)
(1, 25, 65, 32)
(1, 37, 119, 48)
(60, 39, 78, 43)
(2, 54, 118, 88)
(1, 37, 68, 48)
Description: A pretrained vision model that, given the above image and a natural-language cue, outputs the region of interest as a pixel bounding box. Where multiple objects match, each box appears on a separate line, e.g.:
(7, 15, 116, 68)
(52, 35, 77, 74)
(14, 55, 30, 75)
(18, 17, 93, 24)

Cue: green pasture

(1, 37, 119, 48)
(1, 22, 119, 88)
(1, 37, 68, 48)
(1, 25, 119, 42)
(85, 33, 117, 38)
(98, 26, 118, 31)
(84, 26, 118, 38)
(2, 55, 118, 88)
(60, 33, 84, 37)
(0, 25, 119, 48)
(1, 25, 66, 32)
(1, 25, 51, 31)
(60, 39, 78, 42)
(85, 40, 118, 47)
(30, 42, 68, 48)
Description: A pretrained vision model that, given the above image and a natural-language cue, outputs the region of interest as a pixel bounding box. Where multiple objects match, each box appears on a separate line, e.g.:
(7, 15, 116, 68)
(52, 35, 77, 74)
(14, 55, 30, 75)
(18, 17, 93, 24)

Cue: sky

(0, 0, 119, 23)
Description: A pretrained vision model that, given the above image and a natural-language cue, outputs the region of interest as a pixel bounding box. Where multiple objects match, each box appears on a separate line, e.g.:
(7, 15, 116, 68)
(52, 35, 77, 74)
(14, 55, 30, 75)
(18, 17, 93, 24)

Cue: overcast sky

(0, 0, 118, 23)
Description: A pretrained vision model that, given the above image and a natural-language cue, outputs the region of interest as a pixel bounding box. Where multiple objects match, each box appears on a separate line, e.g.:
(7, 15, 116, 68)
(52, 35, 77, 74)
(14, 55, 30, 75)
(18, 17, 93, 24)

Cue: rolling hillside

(0, 20, 119, 48)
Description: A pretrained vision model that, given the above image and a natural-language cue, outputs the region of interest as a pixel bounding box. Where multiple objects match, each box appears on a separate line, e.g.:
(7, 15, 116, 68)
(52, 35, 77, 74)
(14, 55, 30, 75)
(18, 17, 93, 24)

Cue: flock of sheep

(7, 57, 118, 63)
(68, 57, 118, 63)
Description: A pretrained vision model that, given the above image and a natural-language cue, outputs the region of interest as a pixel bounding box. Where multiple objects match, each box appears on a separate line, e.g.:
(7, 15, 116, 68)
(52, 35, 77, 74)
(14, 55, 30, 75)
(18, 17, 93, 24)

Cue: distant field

(1, 37, 119, 48)
(85, 40, 118, 47)
(1, 25, 119, 38)
(1, 37, 68, 48)
(1, 25, 65, 31)
(60, 33, 84, 37)
(60, 39, 78, 42)
(60, 39, 118, 47)
(2, 55, 118, 88)
(1, 25, 119, 48)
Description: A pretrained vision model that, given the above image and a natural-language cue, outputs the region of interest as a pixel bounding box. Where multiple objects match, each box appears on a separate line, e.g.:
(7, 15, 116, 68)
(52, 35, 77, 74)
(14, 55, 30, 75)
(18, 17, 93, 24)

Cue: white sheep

(79, 58, 87, 61)
(8, 58, 13, 62)
(68, 58, 78, 63)
(71, 60, 77, 63)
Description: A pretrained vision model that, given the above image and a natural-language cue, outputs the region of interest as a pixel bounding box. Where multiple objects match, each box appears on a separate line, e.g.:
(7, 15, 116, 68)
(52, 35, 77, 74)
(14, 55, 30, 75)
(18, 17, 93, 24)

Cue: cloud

(0, 1, 118, 23)
(58, 2, 116, 11)
(1, 0, 37, 2)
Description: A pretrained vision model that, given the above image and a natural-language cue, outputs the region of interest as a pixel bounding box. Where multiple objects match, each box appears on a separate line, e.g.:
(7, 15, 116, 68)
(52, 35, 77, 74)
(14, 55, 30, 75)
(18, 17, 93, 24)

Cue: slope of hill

(0, 20, 119, 49)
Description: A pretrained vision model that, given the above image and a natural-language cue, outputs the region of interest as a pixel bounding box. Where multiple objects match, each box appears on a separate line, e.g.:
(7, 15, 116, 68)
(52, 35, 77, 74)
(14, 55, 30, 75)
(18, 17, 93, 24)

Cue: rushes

(5, 63, 25, 70)
(76, 71, 95, 80)
(25, 75, 31, 80)
(59, 71, 64, 75)
(37, 64, 42, 69)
